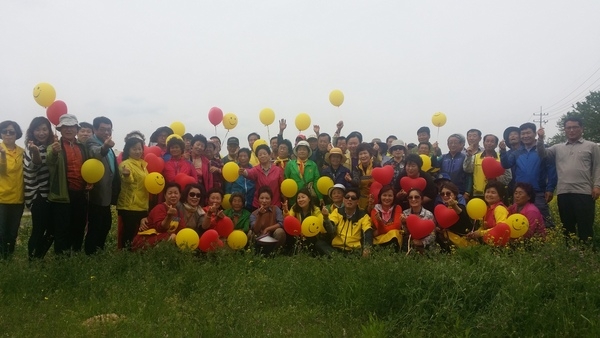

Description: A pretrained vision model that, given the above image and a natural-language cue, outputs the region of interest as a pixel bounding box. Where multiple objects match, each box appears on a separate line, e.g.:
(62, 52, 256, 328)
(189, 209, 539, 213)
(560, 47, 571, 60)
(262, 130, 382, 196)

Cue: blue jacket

(439, 152, 467, 194)
(225, 164, 256, 210)
(500, 146, 557, 193)
(320, 165, 351, 188)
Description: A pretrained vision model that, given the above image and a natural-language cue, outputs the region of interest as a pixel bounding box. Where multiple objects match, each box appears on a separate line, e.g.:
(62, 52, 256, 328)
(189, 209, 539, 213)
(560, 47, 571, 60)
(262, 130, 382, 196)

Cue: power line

(543, 59, 600, 111)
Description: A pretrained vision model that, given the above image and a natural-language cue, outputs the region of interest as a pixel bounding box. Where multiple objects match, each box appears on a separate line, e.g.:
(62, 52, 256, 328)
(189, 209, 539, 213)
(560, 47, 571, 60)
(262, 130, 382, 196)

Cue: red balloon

(372, 166, 394, 185)
(208, 107, 223, 126)
(146, 146, 163, 157)
(46, 100, 68, 125)
(199, 229, 220, 252)
(283, 216, 302, 236)
(481, 157, 505, 179)
(144, 153, 165, 173)
(400, 177, 427, 192)
(434, 204, 460, 229)
(174, 173, 196, 190)
(369, 181, 383, 203)
(483, 223, 511, 246)
(215, 216, 234, 237)
(406, 214, 435, 240)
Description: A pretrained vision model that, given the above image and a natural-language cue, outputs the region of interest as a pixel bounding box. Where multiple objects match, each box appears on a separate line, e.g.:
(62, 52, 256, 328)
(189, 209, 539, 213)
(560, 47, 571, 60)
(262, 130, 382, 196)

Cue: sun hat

(56, 114, 79, 128)
(328, 183, 346, 199)
(389, 139, 407, 151)
(293, 140, 313, 158)
(325, 147, 347, 164)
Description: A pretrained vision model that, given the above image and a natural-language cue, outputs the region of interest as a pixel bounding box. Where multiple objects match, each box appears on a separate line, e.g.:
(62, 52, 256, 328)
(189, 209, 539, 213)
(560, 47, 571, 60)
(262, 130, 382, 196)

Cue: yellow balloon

(316, 176, 334, 196)
(259, 108, 275, 126)
(301, 216, 323, 237)
(419, 154, 432, 171)
(431, 112, 447, 127)
(32, 82, 56, 108)
(144, 172, 166, 194)
(222, 162, 240, 183)
(81, 159, 105, 184)
(507, 213, 530, 239)
(227, 230, 248, 250)
(252, 139, 268, 153)
(281, 179, 298, 198)
(166, 134, 183, 144)
(176, 228, 200, 251)
(222, 113, 238, 130)
(466, 198, 487, 220)
(222, 194, 232, 209)
(170, 121, 185, 136)
(329, 89, 344, 107)
(295, 113, 311, 131)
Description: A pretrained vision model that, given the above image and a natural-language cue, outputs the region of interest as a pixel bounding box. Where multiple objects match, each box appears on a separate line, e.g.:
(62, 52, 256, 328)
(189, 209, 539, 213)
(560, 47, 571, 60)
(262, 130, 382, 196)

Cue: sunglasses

(188, 192, 201, 198)
(408, 195, 421, 200)
(440, 191, 453, 197)
(344, 195, 359, 201)
(1, 130, 16, 136)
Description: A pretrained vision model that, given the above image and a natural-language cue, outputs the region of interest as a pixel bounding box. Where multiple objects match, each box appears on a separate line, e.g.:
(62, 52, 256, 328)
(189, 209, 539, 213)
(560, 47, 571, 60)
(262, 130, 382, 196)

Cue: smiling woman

(0, 120, 25, 258)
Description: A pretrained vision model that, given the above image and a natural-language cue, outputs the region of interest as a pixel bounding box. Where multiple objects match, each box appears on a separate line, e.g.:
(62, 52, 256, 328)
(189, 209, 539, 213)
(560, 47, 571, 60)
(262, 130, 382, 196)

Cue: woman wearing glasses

(401, 188, 436, 252)
(0, 120, 25, 258)
(180, 184, 207, 236)
(435, 182, 475, 251)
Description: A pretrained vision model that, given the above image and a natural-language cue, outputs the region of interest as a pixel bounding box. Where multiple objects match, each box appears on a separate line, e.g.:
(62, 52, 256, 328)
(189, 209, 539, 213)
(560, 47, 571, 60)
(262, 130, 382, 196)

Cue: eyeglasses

(1, 130, 16, 136)
(344, 195, 359, 201)
(188, 192, 201, 198)
(408, 195, 421, 200)
(440, 191, 453, 197)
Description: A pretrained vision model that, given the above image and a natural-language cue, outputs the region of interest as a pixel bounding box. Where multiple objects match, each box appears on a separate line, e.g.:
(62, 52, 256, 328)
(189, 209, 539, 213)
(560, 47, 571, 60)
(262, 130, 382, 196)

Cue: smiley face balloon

(301, 216, 323, 237)
(507, 213, 529, 238)
(222, 113, 238, 130)
(144, 172, 166, 194)
(33, 82, 57, 108)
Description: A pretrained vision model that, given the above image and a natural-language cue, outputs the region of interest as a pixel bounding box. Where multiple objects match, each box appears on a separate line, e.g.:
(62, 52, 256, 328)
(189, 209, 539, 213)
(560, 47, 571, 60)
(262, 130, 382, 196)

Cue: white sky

(2, 1, 600, 152)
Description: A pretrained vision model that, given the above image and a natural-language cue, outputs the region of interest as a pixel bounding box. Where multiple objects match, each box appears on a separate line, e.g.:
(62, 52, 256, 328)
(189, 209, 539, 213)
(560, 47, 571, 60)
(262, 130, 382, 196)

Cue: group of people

(1, 113, 598, 259)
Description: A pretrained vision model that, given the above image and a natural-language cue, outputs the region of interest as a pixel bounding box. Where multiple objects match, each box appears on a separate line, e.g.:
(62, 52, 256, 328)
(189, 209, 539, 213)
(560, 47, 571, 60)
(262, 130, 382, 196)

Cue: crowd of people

(0, 113, 598, 259)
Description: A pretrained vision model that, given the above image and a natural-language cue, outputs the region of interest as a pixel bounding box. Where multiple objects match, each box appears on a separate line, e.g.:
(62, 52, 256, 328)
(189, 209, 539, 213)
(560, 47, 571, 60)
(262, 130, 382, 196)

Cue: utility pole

(533, 106, 548, 128)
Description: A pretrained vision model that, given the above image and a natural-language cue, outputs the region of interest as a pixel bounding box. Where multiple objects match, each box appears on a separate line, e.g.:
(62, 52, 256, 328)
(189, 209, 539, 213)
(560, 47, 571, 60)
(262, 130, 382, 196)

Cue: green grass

(1, 203, 600, 337)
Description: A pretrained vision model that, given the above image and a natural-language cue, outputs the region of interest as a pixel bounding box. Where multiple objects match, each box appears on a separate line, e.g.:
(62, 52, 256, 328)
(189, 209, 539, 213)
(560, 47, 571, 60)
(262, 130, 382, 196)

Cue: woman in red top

(132, 182, 186, 250)
(162, 138, 197, 184)
(371, 185, 403, 250)
(190, 134, 212, 193)
(467, 181, 509, 240)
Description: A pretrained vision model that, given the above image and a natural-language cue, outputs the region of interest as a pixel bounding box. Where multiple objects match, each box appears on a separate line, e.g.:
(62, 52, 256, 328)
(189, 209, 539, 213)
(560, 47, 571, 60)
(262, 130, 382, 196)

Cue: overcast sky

(2, 1, 600, 152)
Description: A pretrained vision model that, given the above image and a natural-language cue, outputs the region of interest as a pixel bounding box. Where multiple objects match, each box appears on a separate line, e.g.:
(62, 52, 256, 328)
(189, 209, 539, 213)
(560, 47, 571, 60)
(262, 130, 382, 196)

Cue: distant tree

(548, 91, 600, 145)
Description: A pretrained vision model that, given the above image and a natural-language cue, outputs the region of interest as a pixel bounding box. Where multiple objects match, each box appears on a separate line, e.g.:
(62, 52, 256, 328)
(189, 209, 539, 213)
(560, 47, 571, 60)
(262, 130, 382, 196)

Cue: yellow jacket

(117, 158, 149, 211)
(327, 208, 372, 251)
(0, 143, 24, 204)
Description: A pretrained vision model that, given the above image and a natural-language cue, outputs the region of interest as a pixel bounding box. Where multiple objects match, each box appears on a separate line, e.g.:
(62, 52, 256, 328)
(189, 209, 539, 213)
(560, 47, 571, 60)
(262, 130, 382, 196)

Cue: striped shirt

(24, 145, 50, 209)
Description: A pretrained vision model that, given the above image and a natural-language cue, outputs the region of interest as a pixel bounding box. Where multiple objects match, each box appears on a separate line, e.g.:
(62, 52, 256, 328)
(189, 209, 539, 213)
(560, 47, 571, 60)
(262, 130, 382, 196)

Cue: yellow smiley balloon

(144, 172, 166, 194)
(222, 113, 238, 130)
(32, 82, 56, 108)
(301, 216, 323, 237)
(431, 112, 447, 127)
(507, 213, 529, 238)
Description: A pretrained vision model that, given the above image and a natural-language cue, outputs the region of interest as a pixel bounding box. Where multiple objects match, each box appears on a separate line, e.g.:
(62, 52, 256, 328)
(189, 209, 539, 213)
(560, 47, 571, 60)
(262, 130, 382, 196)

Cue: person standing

(85, 116, 120, 255)
(0, 121, 25, 258)
(537, 117, 600, 242)
(47, 114, 89, 254)
(500, 123, 557, 227)
(24, 117, 54, 259)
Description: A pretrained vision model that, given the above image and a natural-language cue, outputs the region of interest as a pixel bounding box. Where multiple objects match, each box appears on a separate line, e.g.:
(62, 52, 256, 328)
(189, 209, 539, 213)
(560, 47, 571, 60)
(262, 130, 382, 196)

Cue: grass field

(0, 201, 599, 337)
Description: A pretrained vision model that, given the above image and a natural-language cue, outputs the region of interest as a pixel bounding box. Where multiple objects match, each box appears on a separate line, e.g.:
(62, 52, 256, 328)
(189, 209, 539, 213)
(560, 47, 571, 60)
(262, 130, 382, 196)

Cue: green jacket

(284, 159, 323, 203)
(46, 140, 88, 203)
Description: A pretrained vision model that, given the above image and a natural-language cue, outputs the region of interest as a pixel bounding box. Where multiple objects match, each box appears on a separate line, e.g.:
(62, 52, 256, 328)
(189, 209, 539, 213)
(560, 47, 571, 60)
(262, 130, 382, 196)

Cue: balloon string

(436, 127, 440, 143)
(267, 125, 270, 140)
(224, 130, 229, 141)
(214, 126, 217, 136)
